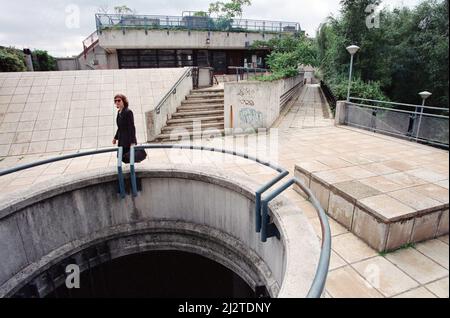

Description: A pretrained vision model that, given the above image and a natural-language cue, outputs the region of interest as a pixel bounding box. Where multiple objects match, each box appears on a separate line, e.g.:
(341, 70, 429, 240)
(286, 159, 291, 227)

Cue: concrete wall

(77, 44, 109, 70)
(224, 74, 304, 130)
(98, 29, 282, 50)
(0, 165, 320, 298)
(56, 58, 80, 71)
(145, 67, 193, 141)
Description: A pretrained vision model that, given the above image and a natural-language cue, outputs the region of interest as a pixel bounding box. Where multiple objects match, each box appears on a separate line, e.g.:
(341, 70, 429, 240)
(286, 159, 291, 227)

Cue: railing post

(260, 200, 269, 242)
(117, 147, 126, 199)
(371, 108, 378, 132)
(130, 146, 138, 197)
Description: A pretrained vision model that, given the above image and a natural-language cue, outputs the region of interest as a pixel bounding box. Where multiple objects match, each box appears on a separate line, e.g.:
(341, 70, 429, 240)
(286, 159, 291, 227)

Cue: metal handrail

(260, 177, 331, 298)
(347, 102, 449, 119)
(228, 66, 269, 82)
(129, 144, 331, 298)
(0, 147, 126, 198)
(0, 144, 331, 298)
(95, 13, 301, 34)
(155, 67, 192, 115)
(349, 97, 448, 112)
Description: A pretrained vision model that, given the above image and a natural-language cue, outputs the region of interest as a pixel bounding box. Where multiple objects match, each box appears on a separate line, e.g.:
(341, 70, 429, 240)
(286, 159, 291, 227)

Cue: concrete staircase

(155, 88, 225, 142)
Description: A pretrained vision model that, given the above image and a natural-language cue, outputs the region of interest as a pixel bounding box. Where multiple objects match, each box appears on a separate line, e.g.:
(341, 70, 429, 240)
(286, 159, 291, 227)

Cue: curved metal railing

(0, 147, 127, 198)
(130, 144, 331, 298)
(0, 144, 331, 298)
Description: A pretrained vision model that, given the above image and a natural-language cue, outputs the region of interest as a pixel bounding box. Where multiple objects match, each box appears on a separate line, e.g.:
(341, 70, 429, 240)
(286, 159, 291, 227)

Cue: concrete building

(63, 12, 302, 73)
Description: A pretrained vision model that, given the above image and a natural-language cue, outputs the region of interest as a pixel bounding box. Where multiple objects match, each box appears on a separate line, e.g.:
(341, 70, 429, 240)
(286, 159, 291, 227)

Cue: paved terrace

(0, 82, 448, 298)
(0, 68, 185, 156)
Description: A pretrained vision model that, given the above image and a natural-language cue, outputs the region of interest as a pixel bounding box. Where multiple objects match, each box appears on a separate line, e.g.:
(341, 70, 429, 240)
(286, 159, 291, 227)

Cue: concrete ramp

(0, 68, 185, 157)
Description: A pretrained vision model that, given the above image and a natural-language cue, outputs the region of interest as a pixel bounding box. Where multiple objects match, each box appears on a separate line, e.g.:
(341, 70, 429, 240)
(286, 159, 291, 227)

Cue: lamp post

(415, 91, 432, 141)
(346, 45, 360, 101)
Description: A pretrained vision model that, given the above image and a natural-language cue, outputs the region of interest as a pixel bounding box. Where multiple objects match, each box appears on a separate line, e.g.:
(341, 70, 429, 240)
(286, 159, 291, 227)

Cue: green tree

(208, 0, 252, 19)
(0, 47, 26, 72)
(252, 35, 319, 80)
(114, 5, 134, 14)
(32, 50, 57, 71)
(316, 0, 448, 106)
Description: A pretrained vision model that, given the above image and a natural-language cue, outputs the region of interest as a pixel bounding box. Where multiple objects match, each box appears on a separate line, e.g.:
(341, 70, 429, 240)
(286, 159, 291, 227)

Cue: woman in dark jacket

(112, 94, 137, 157)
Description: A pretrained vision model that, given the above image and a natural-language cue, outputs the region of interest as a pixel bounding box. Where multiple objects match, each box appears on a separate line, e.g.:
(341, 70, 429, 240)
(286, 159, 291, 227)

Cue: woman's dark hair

(114, 94, 129, 108)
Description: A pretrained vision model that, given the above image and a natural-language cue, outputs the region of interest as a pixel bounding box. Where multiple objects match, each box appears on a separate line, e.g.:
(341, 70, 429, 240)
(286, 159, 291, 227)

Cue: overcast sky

(0, 0, 424, 57)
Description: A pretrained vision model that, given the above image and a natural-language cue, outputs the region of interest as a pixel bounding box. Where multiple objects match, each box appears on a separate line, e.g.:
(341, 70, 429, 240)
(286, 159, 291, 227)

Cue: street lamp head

(346, 45, 360, 55)
(419, 91, 432, 100)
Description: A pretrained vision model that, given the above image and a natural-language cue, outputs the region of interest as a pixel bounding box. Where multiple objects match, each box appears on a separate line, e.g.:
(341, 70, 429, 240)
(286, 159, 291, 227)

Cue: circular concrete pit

(0, 165, 320, 298)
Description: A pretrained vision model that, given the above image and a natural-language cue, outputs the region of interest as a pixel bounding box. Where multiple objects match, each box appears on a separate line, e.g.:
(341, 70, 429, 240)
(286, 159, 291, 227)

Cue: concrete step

(181, 98, 224, 105)
(186, 93, 224, 99)
(171, 109, 224, 118)
(156, 129, 225, 142)
(177, 104, 224, 112)
(166, 115, 224, 125)
(161, 121, 224, 133)
(190, 88, 224, 94)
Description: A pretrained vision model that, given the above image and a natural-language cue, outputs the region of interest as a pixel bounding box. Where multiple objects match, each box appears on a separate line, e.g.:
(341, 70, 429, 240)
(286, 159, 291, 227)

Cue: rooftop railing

(95, 13, 301, 34)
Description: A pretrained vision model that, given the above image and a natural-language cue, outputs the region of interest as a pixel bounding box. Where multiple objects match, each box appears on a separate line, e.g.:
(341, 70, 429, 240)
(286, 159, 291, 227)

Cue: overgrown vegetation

(32, 50, 57, 71)
(0, 47, 27, 72)
(317, 0, 449, 106)
(0, 47, 57, 72)
(252, 35, 319, 81)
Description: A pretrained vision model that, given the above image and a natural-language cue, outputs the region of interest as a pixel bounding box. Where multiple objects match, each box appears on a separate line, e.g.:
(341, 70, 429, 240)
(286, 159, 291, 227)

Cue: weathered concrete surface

(224, 74, 304, 130)
(0, 165, 320, 298)
(145, 68, 193, 141)
(0, 68, 185, 157)
(98, 29, 282, 50)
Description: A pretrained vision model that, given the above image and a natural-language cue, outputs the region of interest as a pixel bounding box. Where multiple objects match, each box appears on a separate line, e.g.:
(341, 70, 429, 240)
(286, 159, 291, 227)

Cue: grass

(378, 242, 416, 257)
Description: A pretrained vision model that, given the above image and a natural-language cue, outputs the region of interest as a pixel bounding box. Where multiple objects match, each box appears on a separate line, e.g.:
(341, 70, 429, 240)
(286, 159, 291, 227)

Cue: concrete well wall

(0, 165, 320, 298)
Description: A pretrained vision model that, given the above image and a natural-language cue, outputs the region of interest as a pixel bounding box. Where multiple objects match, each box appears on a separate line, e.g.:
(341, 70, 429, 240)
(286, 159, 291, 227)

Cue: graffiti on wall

(237, 87, 256, 107)
(239, 107, 263, 128)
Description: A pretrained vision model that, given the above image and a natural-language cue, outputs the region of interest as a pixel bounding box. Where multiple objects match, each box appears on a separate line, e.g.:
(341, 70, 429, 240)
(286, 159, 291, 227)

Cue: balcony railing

(95, 13, 301, 34)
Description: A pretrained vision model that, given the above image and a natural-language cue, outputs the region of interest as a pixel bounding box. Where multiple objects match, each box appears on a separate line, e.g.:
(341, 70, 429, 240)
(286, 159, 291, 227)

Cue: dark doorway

(45, 250, 255, 298)
(211, 51, 227, 74)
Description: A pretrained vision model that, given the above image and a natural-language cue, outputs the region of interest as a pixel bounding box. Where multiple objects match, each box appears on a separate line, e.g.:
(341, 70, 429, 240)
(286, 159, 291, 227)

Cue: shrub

(328, 76, 389, 101)
(0, 47, 27, 72)
(32, 50, 57, 71)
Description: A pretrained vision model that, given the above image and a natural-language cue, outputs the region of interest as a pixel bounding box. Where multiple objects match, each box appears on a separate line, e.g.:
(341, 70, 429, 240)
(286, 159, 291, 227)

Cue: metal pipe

(346, 54, 354, 101)
(294, 177, 331, 298)
(130, 146, 138, 197)
(349, 97, 447, 111)
(255, 171, 289, 232)
(117, 147, 126, 199)
(347, 102, 449, 119)
(260, 178, 295, 242)
(0, 147, 118, 177)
